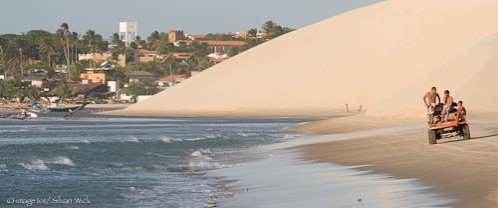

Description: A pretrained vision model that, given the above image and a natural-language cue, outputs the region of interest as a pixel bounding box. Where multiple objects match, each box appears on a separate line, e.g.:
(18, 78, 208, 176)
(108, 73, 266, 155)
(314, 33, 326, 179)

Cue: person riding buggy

(423, 87, 470, 144)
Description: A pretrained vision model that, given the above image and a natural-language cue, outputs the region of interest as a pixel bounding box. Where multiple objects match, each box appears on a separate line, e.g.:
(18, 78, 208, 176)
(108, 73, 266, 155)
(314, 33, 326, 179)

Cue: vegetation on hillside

(0, 20, 293, 102)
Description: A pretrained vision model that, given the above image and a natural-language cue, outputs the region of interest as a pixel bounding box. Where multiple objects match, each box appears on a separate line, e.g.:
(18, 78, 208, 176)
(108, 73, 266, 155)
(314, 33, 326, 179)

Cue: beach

(297, 115, 498, 207)
(86, 0, 498, 207)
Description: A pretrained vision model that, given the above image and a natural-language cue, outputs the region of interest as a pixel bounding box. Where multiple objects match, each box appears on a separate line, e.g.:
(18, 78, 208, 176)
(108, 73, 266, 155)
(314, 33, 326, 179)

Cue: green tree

(247, 28, 258, 38)
(147, 31, 160, 50)
(226, 46, 240, 57)
(56, 23, 72, 68)
(262, 20, 294, 39)
(68, 61, 88, 81)
(82, 30, 107, 68)
(52, 80, 72, 101)
(127, 79, 158, 97)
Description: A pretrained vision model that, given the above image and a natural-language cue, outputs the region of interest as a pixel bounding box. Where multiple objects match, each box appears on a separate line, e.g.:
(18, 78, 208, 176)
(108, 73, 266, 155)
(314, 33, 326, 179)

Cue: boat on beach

(48, 103, 89, 112)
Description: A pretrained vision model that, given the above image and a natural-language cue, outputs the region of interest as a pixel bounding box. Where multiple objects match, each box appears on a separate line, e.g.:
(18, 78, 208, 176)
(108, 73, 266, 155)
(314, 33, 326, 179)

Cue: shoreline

(298, 115, 498, 207)
(0, 103, 130, 114)
(210, 148, 453, 208)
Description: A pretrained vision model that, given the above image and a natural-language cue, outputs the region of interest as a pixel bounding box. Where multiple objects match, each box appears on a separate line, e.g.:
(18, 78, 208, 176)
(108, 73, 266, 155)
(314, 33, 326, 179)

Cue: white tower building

(119, 22, 137, 47)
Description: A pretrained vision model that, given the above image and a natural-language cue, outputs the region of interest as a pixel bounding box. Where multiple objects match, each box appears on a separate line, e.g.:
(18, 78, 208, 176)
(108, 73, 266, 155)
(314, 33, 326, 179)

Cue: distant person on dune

(456, 101, 467, 121)
(442, 90, 454, 121)
(423, 87, 440, 124)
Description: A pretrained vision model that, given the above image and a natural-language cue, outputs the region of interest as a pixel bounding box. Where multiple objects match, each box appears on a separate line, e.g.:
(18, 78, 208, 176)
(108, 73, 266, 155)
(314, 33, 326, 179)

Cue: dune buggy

(428, 103, 470, 144)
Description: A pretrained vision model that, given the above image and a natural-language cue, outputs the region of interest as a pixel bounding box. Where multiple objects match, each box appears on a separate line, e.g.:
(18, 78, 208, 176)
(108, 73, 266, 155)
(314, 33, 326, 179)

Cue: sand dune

(369, 32, 498, 117)
(115, 0, 498, 117)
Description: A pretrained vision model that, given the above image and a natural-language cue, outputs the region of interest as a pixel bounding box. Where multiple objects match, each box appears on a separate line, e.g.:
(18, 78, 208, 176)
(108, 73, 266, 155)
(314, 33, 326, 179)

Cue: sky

(1, 0, 379, 39)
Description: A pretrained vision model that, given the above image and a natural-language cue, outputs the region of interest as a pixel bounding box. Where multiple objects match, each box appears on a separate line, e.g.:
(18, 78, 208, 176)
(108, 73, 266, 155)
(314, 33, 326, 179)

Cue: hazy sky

(1, 0, 379, 39)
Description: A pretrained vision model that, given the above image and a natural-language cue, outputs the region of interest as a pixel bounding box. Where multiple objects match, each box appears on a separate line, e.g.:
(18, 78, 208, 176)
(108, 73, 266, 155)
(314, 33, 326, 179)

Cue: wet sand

(301, 116, 498, 207)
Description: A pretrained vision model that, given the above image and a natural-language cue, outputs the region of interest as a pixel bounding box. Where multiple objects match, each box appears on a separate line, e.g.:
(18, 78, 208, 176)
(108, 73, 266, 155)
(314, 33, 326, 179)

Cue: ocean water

(210, 150, 453, 208)
(0, 113, 307, 208)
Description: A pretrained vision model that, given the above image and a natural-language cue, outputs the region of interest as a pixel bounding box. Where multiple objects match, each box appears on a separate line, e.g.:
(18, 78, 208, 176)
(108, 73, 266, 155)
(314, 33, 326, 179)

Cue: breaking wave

(175, 149, 235, 172)
(128, 136, 140, 143)
(47, 156, 75, 166)
(18, 156, 75, 170)
(67, 145, 79, 150)
(19, 159, 49, 171)
(160, 136, 207, 143)
(0, 163, 7, 172)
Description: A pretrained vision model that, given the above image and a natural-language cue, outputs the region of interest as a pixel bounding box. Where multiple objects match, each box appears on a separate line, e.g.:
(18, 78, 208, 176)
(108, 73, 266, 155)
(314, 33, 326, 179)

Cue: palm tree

(82, 30, 106, 68)
(110, 33, 125, 57)
(147, 31, 160, 51)
(57, 23, 71, 68)
(160, 53, 176, 75)
(133, 36, 145, 49)
(38, 37, 57, 67)
(82, 30, 98, 68)
(71, 32, 80, 64)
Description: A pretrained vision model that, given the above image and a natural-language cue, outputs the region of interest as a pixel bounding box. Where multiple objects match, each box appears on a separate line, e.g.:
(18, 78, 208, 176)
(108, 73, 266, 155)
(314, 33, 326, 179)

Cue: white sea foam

(185, 137, 207, 142)
(128, 136, 140, 143)
(161, 136, 173, 143)
(184, 149, 234, 171)
(282, 134, 298, 141)
(191, 151, 204, 157)
(191, 149, 212, 157)
(81, 139, 90, 144)
(205, 134, 220, 139)
(236, 132, 257, 137)
(0, 164, 7, 172)
(47, 156, 75, 166)
(67, 145, 80, 150)
(110, 162, 124, 167)
(145, 152, 179, 158)
(19, 159, 49, 171)
(188, 160, 227, 171)
(164, 137, 207, 143)
(0, 129, 29, 133)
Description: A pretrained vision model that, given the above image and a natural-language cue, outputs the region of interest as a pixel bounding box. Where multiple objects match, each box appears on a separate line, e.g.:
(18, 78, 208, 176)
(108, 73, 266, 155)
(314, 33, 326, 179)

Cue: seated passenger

(455, 101, 466, 121)
(442, 90, 454, 121)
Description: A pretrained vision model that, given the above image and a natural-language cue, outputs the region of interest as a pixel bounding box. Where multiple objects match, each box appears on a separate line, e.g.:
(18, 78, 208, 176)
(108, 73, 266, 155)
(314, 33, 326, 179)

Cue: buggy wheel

(428, 129, 437, 144)
(462, 124, 471, 140)
(436, 131, 441, 140)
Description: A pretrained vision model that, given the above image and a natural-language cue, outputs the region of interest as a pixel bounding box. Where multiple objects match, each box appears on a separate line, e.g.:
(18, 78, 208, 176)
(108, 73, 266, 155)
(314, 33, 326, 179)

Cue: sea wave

(128, 136, 140, 143)
(47, 156, 75, 166)
(66, 145, 80, 150)
(282, 134, 300, 141)
(236, 132, 258, 137)
(175, 149, 234, 172)
(0, 126, 47, 133)
(160, 136, 207, 143)
(161, 136, 173, 143)
(19, 159, 49, 171)
(18, 156, 75, 170)
(0, 163, 7, 172)
(0, 129, 30, 133)
(145, 152, 180, 158)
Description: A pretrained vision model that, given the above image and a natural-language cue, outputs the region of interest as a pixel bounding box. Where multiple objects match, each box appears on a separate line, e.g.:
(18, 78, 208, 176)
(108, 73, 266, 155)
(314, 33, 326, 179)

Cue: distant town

(0, 21, 292, 106)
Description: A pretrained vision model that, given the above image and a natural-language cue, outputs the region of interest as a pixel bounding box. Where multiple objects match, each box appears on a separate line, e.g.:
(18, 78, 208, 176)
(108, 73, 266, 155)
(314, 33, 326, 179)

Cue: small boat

(48, 103, 89, 112)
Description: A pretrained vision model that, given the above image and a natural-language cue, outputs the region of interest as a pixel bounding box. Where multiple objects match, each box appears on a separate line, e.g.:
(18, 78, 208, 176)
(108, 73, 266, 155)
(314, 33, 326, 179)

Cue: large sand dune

(115, 0, 498, 117)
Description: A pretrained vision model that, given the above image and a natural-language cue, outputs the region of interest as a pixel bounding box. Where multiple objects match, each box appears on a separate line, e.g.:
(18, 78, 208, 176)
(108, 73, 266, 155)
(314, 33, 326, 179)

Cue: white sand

(112, 0, 498, 117)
